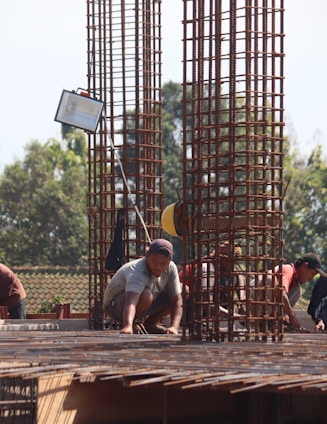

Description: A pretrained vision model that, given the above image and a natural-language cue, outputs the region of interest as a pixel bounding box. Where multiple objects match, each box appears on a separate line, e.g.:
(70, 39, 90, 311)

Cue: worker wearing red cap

(103, 239, 182, 334)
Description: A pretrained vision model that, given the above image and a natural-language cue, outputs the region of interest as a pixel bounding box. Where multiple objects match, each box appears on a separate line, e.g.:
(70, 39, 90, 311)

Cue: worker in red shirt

(0, 263, 27, 319)
(273, 253, 326, 329)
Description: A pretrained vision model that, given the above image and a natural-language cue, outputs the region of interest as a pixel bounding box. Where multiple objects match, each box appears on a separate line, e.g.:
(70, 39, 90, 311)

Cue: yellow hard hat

(161, 201, 184, 237)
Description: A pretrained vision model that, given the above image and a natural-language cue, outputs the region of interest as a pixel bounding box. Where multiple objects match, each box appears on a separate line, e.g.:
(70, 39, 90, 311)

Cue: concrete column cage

(181, 0, 285, 341)
(86, 0, 163, 328)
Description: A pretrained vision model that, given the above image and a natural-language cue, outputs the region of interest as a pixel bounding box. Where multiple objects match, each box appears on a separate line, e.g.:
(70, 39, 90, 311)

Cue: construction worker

(179, 242, 245, 316)
(103, 239, 183, 334)
(0, 263, 27, 319)
(307, 275, 327, 331)
(251, 253, 327, 330)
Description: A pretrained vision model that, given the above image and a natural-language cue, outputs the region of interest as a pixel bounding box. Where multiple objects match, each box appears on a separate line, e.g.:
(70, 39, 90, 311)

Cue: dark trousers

(314, 296, 327, 324)
(9, 299, 26, 319)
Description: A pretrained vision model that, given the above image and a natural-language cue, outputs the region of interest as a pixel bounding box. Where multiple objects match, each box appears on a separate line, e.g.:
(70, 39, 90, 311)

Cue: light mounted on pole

(54, 89, 104, 132)
(54, 88, 152, 243)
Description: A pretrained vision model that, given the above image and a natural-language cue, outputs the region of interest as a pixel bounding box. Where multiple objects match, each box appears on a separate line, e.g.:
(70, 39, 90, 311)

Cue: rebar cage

(181, 0, 285, 341)
(86, 0, 163, 328)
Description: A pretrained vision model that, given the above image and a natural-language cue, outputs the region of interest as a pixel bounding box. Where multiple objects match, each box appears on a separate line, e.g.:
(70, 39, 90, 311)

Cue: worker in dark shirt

(308, 276, 327, 331)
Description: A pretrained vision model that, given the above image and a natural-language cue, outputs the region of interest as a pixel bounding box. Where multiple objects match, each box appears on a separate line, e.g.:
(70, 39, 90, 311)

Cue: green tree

(162, 81, 184, 204)
(0, 129, 88, 266)
(283, 143, 327, 263)
(3, 81, 326, 273)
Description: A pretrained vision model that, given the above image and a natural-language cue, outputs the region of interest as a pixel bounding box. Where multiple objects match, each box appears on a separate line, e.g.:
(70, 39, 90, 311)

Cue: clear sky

(1, 0, 326, 172)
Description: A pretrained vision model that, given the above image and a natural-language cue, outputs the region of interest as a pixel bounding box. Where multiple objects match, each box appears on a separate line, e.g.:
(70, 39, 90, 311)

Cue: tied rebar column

(86, 0, 163, 329)
(182, 0, 285, 341)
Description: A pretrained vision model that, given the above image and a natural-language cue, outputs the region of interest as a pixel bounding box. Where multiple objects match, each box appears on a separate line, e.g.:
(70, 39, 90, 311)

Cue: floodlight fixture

(54, 89, 104, 132)
(55, 92, 151, 242)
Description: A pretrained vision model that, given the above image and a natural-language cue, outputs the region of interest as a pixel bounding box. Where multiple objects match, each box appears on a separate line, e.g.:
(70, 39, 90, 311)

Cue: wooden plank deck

(0, 327, 325, 394)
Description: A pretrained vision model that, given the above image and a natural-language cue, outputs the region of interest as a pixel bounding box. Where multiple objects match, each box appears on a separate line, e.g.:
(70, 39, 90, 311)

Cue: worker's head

(295, 253, 327, 283)
(146, 239, 174, 277)
(210, 241, 242, 273)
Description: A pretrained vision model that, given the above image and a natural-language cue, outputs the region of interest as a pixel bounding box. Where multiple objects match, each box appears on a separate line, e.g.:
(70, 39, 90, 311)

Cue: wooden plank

(38, 374, 76, 424)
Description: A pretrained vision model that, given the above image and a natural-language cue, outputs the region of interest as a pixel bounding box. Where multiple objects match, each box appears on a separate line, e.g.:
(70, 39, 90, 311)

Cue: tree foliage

(0, 129, 88, 266)
(1, 82, 327, 271)
(283, 143, 327, 262)
(162, 81, 184, 204)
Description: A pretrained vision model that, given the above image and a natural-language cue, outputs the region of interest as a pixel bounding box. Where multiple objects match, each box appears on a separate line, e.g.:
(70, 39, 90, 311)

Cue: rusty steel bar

(181, 0, 285, 341)
(0, 331, 326, 394)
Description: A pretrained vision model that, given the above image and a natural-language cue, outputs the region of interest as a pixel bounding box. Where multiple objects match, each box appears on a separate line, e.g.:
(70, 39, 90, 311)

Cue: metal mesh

(86, 0, 163, 328)
(181, 0, 285, 341)
(0, 377, 37, 423)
